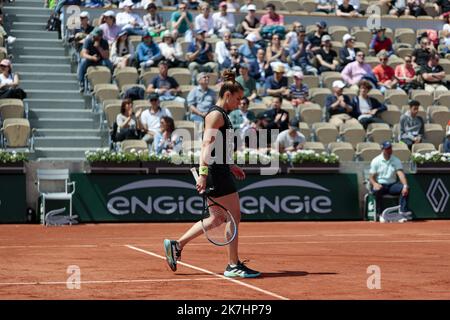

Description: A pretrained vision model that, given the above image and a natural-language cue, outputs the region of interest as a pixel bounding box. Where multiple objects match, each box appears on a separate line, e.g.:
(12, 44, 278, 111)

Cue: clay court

(1, 221, 450, 300)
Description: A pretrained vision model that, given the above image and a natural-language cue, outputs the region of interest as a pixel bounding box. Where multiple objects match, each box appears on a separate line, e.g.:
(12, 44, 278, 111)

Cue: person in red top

(369, 27, 394, 57)
(394, 54, 418, 91)
(372, 50, 398, 93)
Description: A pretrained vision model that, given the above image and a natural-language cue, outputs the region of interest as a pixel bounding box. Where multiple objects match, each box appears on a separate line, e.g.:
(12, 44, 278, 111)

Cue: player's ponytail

(219, 69, 243, 98)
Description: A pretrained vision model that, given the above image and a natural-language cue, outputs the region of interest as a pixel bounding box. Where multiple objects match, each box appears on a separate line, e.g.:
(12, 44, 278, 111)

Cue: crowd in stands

(3, 0, 449, 156)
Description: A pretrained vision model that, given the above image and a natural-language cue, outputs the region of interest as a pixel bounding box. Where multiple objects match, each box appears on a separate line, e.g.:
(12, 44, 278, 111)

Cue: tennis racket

(191, 167, 237, 246)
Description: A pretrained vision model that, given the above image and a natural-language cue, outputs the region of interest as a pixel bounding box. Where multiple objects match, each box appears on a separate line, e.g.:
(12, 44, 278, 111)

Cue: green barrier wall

(71, 173, 361, 222)
(0, 174, 27, 223)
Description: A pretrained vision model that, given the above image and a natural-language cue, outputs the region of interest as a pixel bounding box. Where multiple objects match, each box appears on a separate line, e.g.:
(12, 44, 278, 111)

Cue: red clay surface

(1, 221, 450, 300)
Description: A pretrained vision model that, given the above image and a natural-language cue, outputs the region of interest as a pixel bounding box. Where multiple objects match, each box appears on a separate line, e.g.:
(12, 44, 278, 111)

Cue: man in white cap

(116, 0, 145, 33)
(239, 33, 261, 64)
(99, 11, 121, 45)
(315, 34, 338, 73)
(264, 63, 289, 98)
(339, 33, 359, 69)
(325, 80, 359, 128)
(68, 11, 93, 51)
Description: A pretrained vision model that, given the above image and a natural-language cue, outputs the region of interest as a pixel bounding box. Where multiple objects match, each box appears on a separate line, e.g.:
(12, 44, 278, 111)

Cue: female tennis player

(164, 70, 261, 278)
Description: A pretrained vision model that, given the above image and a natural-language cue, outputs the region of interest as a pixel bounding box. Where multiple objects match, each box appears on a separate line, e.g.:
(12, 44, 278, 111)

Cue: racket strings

(202, 203, 236, 245)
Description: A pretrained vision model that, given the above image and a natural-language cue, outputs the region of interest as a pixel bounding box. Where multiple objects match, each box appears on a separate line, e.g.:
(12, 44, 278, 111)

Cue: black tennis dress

(204, 106, 237, 198)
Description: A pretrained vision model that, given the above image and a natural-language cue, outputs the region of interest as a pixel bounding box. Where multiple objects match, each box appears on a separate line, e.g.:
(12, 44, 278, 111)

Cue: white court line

(126, 245, 290, 301)
(0, 277, 224, 286)
(0, 245, 98, 249)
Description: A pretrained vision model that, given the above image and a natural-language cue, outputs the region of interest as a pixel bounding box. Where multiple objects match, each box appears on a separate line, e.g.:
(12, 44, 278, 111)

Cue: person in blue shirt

(289, 26, 318, 76)
(264, 64, 289, 98)
(187, 29, 218, 85)
(369, 141, 411, 219)
(136, 31, 162, 69)
(238, 33, 261, 64)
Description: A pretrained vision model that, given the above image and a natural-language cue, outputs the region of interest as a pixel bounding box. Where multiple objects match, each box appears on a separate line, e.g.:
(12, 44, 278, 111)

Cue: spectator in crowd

(229, 97, 256, 141)
(420, 53, 448, 93)
(260, 4, 285, 40)
(140, 93, 173, 145)
(264, 64, 289, 98)
(228, 45, 244, 75)
(116, 0, 146, 36)
(84, 0, 104, 8)
(195, 2, 215, 38)
(158, 30, 186, 68)
(315, 35, 339, 74)
(136, 31, 162, 69)
(266, 95, 290, 132)
(336, 0, 360, 10)
(240, 4, 261, 38)
(215, 31, 233, 70)
(266, 34, 288, 69)
(0, 59, 27, 100)
(373, 50, 398, 93)
(289, 71, 310, 108)
(250, 48, 273, 88)
(153, 116, 183, 154)
(68, 11, 94, 52)
(240, 0, 255, 12)
(187, 72, 217, 122)
(213, 1, 236, 37)
(369, 27, 394, 57)
(116, 99, 143, 142)
(412, 37, 434, 70)
(143, 3, 166, 37)
(146, 60, 185, 103)
(225, 0, 240, 12)
(186, 0, 200, 10)
(326, 80, 358, 128)
(341, 51, 374, 89)
(351, 80, 387, 129)
(284, 22, 302, 48)
(78, 28, 112, 92)
(0, 8, 15, 45)
(406, 0, 426, 17)
(236, 63, 258, 102)
(170, 1, 194, 39)
(315, 0, 336, 14)
(290, 26, 318, 76)
(395, 54, 418, 91)
(140, 0, 164, 9)
(399, 100, 425, 150)
(435, 0, 450, 17)
(239, 33, 261, 64)
(99, 11, 121, 45)
(187, 29, 218, 85)
(110, 30, 134, 69)
(441, 12, 450, 51)
(339, 33, 360, 70)
(388, 0, 408, 16)
(369, 140, 411, 219)
(308, 21, 328, 54)
(336, 0, 362, 17)
(274, 118, 306, 153)
(444, 127, 450, 152)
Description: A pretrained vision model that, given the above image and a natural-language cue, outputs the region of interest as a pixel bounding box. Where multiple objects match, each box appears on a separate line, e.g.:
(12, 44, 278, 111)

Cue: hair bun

(222, 69, 236, 82)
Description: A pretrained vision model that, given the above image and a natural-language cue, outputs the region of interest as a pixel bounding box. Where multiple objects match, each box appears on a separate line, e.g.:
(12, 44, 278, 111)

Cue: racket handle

(190, 167, 200, 183)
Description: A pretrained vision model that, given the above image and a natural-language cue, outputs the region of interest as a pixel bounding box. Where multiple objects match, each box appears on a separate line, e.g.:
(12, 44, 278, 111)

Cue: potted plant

(86, 149, 142, 172)
(289, 150, 340, 172)
(233, 150, 289, 174)
(411, 151, 450, 172)
(0, 151, 27, 173)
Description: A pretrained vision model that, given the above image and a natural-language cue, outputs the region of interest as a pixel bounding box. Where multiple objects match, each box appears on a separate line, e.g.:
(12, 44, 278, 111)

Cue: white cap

(103, 10, 116, 17)
(80, 11, 90, 19)
(245, 33, 258, 42)
(247, 4, 256, 11)
(293, 71, 304, 79)
(321, 34, 332, 42)
(342, 33, 354, 43)
(122, 0, 134, 7)
(332, 80, 346, 89)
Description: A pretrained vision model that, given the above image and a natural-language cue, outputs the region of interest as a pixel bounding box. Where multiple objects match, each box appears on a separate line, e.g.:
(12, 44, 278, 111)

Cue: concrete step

(19, 72, 77, 81)
(35, 128, 104, 137)
(17, 55, 71, 65)
(26, 89, 82, 100)
(34, 136, 103, 148)
(11, 46, 66, 57)
(6, 14, 49, 23)
(11, 22, 46, 31)
(35, 147, 102, 159)
(25, 98, 85, 109)
(13, 63, 71, 73)
(5, 0, 47, 7)
(30, 118, 97, 129)
(3, 6, 51, 15)
(10, 38, 63, 49)
(10, 29, 59, 40)
(21, 80, 79, 91)
(30, 109, 93, 119)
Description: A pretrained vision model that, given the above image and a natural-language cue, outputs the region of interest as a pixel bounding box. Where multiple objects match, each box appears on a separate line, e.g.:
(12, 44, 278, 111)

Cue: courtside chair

(328, 142, 355, 161)
(355, 142, 381, 162)
(391, 142, 411, 162)
(36, 169, 76, 226)
(366, 123, 392, 143)
(140, 67, 160, 87)
(410, 90, 433, 107)
(85, 66, 111, 94)
(429, 106, 450, 129)
(160, 101, 187, 121)
(92, 83, 119, 113)
(121, 139, 149, 153)
(312, 122, 339, 145)
(0, 118, 34, 150)
(385, 89, 408, 107)
(113, 67, 139, 91)
(340, 122, 366, 148)
(303, 141, 326, 153)
(380, 105, 401, 126)
(299, 104, 322, 126)
(0, 99, 26, 129)
(424, 123, 445, 149)
(411, 142, 436, 154)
